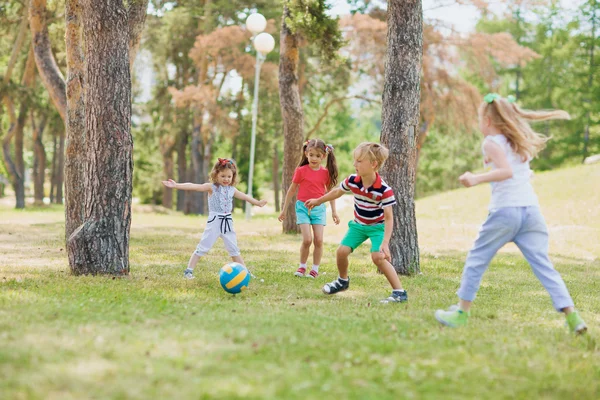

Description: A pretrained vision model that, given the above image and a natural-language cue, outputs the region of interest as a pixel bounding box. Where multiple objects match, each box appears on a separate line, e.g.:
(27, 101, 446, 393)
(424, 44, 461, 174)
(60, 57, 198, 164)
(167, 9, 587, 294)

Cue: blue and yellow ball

(219, 262, 250, 294)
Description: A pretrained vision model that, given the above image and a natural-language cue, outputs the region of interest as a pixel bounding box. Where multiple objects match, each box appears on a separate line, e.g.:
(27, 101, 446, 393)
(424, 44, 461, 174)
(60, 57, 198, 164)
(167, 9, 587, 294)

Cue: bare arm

(234, 188, 267, 207)
(305, 187, 345, 208)
(459, 140, 513, 187)
(329, 192, 340, 225)
(162, 179, 212, 192)
(278, 182, 299, 221)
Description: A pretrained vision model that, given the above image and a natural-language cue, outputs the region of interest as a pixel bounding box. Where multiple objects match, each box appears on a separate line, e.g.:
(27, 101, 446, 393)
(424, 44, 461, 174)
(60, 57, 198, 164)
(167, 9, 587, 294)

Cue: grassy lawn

(1, 163, 599, 399)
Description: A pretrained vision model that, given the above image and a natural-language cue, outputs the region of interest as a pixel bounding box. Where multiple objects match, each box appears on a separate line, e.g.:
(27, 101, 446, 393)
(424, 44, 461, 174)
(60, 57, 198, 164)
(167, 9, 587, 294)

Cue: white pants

(194, 213, 240, 257)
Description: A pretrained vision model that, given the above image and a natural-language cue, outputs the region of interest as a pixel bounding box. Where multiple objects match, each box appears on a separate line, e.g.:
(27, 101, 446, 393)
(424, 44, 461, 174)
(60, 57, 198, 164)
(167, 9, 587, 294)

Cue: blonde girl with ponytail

(434, 93, 587, 334)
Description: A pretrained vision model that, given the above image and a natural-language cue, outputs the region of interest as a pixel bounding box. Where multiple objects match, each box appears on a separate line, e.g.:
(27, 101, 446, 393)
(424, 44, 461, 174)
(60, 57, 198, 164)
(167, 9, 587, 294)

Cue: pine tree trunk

(380, 0, 422, 275)
(29, 0, 67, 121)
(68, 0, 132, 275)
(55, 130, 64, 204)
(273, 143, 280, 212)
(64, 0, 86, 237)
(176, 128, 188, 211)
(279, 5, 304, 234)
(50, 133, 57, 203)
(160, 139, 175, 209)
(32, 113, 47, 205)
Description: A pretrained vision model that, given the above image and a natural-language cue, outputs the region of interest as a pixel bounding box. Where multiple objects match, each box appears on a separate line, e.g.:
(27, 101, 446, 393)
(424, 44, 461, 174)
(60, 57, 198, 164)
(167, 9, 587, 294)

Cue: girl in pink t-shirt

(278, 139, 340, 278)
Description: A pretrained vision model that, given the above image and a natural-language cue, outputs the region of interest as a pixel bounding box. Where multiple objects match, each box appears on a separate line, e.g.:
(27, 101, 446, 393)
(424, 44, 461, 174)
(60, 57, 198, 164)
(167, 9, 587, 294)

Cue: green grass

(1, 163, 599, 399)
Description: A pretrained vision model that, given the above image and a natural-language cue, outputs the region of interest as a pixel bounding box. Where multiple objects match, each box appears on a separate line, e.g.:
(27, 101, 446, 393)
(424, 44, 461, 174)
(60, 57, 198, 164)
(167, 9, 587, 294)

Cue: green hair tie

(484, 93, 517, 104)
(483, 93, 501, 103)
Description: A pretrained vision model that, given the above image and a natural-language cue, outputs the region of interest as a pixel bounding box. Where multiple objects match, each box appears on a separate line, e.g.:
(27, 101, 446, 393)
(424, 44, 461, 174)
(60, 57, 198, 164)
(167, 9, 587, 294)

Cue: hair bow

(218, 158, 232, 166)
(325, 144, 334, 154)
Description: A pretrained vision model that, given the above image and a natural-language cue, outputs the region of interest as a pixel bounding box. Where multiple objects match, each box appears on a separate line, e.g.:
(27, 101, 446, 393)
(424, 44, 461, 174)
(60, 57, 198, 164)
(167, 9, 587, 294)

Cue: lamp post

(245, 13, 275, 220)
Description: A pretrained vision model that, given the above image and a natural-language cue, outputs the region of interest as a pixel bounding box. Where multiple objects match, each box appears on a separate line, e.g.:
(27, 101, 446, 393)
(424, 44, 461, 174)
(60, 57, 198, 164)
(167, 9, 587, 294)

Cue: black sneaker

(380, 290, 408, 304)
(322, 277, 349, 294)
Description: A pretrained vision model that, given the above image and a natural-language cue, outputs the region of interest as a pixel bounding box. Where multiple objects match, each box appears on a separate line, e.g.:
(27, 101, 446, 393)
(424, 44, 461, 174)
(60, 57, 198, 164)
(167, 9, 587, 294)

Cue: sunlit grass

(0, 163, 599, 399)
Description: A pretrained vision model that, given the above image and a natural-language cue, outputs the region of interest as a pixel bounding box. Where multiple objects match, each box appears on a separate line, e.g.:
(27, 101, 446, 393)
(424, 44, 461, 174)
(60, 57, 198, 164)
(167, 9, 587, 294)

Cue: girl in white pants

(162, 158, 267, 279)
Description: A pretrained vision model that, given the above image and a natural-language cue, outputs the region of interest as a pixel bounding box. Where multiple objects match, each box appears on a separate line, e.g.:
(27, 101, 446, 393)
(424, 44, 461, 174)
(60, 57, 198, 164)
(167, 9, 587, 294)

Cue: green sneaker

(566, 311, 587, 334)
(435, 309, 469, 328)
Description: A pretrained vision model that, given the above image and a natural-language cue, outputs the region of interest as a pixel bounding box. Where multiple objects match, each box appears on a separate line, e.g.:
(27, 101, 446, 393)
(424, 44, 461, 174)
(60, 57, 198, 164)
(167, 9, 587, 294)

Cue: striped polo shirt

(340, 173, 396, 225)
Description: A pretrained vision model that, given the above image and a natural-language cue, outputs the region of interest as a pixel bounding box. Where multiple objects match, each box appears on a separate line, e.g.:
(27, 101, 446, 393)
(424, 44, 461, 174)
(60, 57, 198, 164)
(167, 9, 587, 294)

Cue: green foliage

(417, 129, 482, 198)
(284, 0, 345, 63)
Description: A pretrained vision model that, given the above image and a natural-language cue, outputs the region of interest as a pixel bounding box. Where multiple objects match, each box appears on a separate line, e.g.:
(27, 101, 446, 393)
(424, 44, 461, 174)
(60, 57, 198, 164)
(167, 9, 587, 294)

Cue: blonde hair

(354, 142, 389, 170)
(481, 98, 570, 160)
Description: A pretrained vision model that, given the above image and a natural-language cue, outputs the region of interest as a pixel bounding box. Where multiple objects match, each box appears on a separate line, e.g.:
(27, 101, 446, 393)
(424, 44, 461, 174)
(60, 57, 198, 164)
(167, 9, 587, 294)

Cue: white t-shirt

(482, 134, 539, 210)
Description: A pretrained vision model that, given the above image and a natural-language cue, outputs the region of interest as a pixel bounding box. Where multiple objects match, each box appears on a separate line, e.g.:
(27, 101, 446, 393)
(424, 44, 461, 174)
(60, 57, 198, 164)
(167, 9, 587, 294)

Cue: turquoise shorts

(340, 220, 385, 252)
(296, 201, 327, 225)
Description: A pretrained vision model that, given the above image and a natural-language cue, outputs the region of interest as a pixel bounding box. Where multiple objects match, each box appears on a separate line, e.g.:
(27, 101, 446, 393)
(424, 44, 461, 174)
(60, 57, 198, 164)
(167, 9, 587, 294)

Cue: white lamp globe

(246, 13, 267, 34)
(253, 32, 275, 54)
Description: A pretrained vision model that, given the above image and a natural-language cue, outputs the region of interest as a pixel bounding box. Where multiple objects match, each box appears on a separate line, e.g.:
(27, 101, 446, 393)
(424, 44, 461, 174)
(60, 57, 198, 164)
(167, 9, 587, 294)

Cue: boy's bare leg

(371, 252, 402, 290)
(336, 245, 352, 279)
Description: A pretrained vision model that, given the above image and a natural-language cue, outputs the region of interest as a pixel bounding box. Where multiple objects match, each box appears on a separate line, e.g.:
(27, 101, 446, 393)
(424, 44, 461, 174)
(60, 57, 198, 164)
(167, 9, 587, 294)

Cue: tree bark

(2, 46, 37, 209)
(55, 130, 65, 204)
(380, 0, 422, 275)
(127, 0, 149, 70)
(32, 113, 48, 205)
(160, 138, 175, 208)
(68, 0, 132, 275)
(176, 127, 188, 211)
(279, 5, 304, 234)
(273, 143, 280, 212)
(50, 132, 57, 203)
(29, 0, 67, 121)
(64, 0, 86, 238)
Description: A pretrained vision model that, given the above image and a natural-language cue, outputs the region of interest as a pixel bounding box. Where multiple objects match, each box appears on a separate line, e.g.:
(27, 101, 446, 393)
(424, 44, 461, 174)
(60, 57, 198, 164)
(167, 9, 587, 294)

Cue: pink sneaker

(308, 269, 319, 279)
(294, 267, 306, 277)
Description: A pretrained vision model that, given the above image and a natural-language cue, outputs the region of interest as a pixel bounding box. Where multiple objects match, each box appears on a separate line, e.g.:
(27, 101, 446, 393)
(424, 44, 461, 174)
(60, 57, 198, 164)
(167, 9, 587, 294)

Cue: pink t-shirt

(292, 165, 330, 202)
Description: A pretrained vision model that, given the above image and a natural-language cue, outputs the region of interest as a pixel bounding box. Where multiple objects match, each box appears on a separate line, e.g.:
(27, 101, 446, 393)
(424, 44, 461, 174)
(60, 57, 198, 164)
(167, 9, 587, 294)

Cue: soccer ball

(219, 262, 251, 294)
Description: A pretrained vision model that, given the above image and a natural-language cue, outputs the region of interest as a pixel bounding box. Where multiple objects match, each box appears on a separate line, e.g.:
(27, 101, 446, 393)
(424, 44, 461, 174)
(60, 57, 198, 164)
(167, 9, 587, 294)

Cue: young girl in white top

(162, 158, 267, 279)
(434, 94, 587, 334)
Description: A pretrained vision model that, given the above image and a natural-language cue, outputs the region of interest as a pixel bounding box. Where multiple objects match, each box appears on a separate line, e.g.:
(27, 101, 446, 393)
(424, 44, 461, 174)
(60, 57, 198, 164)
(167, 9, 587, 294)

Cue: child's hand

(332, 212, 340, 225)
(458, 172, 478, 188)
(381, 242, 391, 262)
(304, 199, 320, 209)
(278, 211, 285, 222)
(162, 179, 176, 188)
(257, 199, 267, 207)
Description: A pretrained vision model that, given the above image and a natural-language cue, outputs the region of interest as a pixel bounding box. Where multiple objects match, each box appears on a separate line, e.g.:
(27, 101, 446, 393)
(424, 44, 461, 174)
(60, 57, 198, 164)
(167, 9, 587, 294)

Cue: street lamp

(245, 13, 275, 220)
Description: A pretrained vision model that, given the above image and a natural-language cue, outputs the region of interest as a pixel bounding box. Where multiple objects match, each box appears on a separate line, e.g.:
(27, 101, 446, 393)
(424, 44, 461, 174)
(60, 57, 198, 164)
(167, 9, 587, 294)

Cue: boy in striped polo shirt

(305, 142, 408, 303)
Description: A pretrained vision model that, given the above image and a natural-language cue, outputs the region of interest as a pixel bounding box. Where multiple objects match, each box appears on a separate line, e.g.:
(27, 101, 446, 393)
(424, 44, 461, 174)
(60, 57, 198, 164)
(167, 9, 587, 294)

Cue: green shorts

(340, 220, 385, 252)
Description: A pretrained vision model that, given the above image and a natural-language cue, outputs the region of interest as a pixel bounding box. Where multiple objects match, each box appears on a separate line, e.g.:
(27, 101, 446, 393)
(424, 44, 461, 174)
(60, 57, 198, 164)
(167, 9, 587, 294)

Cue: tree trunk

(29, 0, 67, 121)
(127, 0, 149, 70)
(2, 46, 37, 209)
(185, 112, 205, 215)
(279, 5, 304, 234)
(68, 0, 132, 275)
(160, 138, 175, 209)
(273, 143, 280, 212)
(32, 113, 48, 205)
(50, 132, 57, 203)
(176, 127, 188, 211)
(55, 130, 65, 204)
(380, 0, 422, 275)
(64, 0, 86, 238)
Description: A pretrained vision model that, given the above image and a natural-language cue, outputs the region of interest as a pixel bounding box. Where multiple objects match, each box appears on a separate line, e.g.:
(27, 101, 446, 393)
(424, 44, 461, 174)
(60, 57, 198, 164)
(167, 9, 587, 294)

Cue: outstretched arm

(234, 188, 267, 207)
(278, 182, 299, 221)
(305, 187, 345, 209)
(162, 179, 212, 192)
(459, 141, 513, 187)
